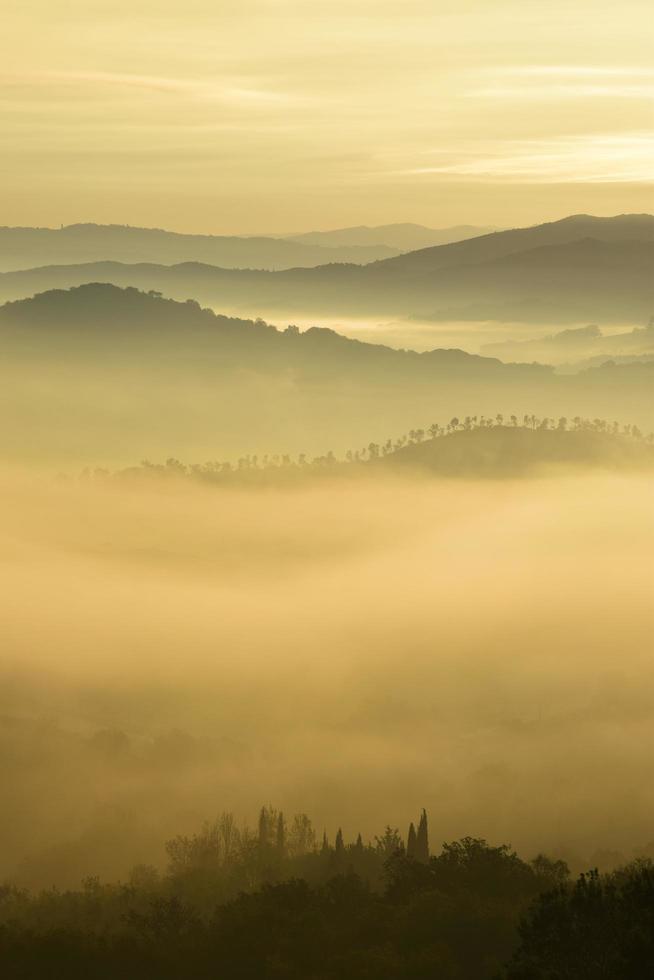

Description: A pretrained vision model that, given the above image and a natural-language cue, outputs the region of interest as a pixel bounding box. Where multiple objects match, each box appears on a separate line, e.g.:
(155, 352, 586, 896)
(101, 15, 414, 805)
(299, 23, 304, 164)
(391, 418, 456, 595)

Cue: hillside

(365, 213, 654, 274)
(1, 284, 652, 467)
(374, 424, 653, 477)
(0, 283, 546, 381)
(0, 215, 650, 324)
(285, 223, 495, 251)
(0, 223, 397, 273)
(119, 423, 654, 484)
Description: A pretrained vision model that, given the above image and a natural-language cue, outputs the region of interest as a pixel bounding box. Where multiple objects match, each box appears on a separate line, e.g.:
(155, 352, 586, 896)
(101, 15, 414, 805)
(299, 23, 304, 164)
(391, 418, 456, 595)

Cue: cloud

(394, 134, 654, 184)
(471, 84, 654, 101)
(469, 65, 654, 102)
(497, 65, 654, 78)
(2, 70, 308, 109)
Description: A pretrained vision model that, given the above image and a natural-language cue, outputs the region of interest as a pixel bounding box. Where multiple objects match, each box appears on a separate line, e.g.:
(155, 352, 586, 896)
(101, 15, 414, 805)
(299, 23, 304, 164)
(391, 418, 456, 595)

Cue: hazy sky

(3, 0, 653, 233)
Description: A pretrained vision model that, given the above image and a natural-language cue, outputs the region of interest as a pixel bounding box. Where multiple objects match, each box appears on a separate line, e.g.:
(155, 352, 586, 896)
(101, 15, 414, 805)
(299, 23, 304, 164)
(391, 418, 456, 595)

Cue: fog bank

(1, 468, 653, 886)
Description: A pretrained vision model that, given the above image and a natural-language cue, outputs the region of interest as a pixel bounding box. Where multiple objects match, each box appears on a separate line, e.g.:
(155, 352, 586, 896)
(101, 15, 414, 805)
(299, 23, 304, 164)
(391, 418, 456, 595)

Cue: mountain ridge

(0, 214, 651, 324)
(0, 223, 399, 273)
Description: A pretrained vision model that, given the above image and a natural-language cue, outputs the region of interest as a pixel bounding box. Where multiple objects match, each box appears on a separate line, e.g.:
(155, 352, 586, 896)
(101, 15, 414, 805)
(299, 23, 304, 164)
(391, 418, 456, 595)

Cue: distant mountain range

(0, 222, 495, 275)
(481, 321, 654, 368)
(1, 214, 651, 324)
(0, 223, 399, 273)
(282, 223, 495, 251)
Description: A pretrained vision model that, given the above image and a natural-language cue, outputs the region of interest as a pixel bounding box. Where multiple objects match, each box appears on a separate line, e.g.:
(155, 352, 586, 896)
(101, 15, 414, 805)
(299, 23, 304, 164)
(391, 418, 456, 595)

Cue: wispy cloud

(471, 84, 654, 100)
(497, 65, 654, 78)
(393, 134, 654, 184)
(2, 70, 308, 109)
(470, 65, 654, 101)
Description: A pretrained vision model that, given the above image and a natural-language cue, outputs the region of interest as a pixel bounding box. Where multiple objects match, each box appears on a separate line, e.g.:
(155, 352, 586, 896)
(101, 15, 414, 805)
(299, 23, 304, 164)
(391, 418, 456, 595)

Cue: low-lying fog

(1, 467, 653, 887)
(218, 308, 651, 365)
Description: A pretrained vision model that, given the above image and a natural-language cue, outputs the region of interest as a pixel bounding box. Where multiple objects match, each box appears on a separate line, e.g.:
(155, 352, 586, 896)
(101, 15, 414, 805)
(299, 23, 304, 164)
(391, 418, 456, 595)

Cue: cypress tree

(258, 806, 269, 849)
(407, 822, 417, 859)
(335, 828, 345, 857)
(276, 812, 285, 856)
(416, 809, 429, 863)
(321, 831, 330, 856)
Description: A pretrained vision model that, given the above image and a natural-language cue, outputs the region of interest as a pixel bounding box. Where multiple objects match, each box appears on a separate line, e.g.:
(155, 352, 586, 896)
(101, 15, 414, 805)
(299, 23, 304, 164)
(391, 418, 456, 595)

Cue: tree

(375, 826, 404, 859)
(287, 813, 315, 857)
(505, 863, 654, 979)
(334, 828, 345, 868)
(416, 809, 429, 863)
(276, 812, 286, 856)
(407, 822, 417, 860)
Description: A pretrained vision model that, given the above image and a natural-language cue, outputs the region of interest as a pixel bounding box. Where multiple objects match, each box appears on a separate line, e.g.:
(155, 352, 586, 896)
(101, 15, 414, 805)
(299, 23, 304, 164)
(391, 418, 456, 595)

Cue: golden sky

(3, 0, 653, 233)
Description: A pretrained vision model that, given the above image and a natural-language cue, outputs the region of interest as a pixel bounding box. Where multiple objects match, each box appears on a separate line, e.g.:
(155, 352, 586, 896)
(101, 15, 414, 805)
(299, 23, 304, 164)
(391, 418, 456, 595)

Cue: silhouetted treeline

(79, 414, 654, 485)
(1, 808, 651, 978)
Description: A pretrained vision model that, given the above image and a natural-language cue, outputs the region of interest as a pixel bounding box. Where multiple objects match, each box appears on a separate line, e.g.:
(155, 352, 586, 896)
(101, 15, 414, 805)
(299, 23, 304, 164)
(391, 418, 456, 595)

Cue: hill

(284, 222, 495, 251)
(373, 424, 653, 477)
(0, 215, 650, 324)
(118, 422, 654, 486)
(0, 223, 397, 273)
(366, 212, 654, 274)
(0, 283, 546, 381)
(1, 284, 652, 466)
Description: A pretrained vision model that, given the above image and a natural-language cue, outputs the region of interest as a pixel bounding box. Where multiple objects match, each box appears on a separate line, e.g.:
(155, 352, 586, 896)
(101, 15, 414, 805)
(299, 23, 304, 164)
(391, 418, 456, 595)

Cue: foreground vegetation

(1, 808, 651, 978)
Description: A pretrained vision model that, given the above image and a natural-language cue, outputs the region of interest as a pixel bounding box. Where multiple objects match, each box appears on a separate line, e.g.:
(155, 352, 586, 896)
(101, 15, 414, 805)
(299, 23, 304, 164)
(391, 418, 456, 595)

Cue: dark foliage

(504, 863, 654, 979)
(0, 807, 651, 979)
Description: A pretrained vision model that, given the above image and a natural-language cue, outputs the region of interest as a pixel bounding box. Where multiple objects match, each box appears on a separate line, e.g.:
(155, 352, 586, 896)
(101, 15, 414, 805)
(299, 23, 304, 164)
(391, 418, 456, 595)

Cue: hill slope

(375, 425, 653, 477)
(1, 284, 652, 466)
(0, 283, 546, 381)
(285, 223, 495, 251)
(0, 223, 397, 273)
(0, 215, 650, 324)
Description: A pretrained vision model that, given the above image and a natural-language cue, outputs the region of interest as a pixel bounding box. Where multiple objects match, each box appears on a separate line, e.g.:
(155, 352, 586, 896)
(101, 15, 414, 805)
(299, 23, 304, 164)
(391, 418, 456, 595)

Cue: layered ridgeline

(0, 221, 495, 273)
(0, 214, 651, 323)
(0, 223, 400, 272)
(283, 221, 495, 251)
(481, 320, 654, 369)
(1, 283, 652, 465)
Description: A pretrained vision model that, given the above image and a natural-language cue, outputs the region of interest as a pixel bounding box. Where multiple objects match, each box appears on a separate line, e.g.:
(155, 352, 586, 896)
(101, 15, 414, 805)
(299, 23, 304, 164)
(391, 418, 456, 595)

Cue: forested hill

(374, 422, 653, 476)
(2, 284, 653, 466)
(0, 283, 548, 382)
(113, 421, 654, 485)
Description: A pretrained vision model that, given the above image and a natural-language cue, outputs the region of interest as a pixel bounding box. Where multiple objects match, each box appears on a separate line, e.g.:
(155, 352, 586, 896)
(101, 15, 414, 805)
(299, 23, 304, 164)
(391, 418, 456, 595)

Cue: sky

(2, 0, 653, 233)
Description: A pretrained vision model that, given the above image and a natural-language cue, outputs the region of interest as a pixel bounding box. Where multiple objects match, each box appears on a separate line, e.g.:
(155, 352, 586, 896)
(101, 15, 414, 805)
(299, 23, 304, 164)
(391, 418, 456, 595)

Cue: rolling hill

(0, 215, 650, 324)
(284, 223, 495, 251)
(0, 283, 652, 468)
(0, 223, 397, 273)
(122, 424, 654, 483)
(0, 282, 547, 381)
(374, 424, 653, 477)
